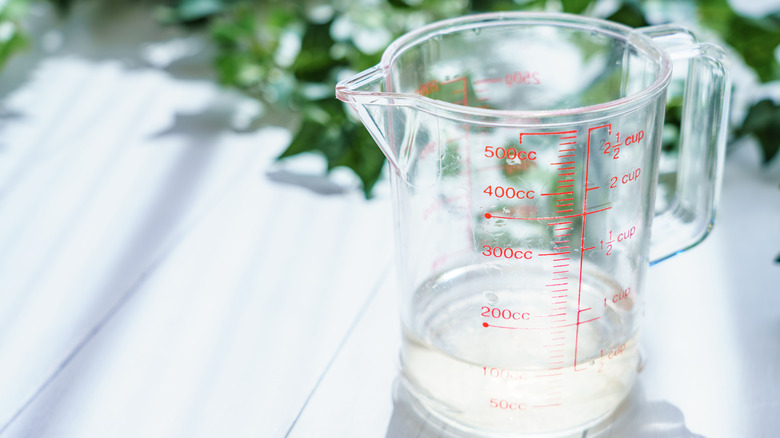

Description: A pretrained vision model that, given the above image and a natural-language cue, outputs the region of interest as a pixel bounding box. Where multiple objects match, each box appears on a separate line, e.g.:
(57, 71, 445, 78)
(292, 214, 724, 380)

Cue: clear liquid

(400, 263, 640, 436)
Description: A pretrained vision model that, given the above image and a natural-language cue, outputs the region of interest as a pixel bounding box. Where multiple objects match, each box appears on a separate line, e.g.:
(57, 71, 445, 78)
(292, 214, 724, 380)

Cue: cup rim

(376, 11, 672, 120)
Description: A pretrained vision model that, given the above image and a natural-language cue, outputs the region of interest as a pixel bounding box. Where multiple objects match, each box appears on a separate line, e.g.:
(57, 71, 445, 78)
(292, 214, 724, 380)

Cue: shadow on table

(386, 380, 704, 438)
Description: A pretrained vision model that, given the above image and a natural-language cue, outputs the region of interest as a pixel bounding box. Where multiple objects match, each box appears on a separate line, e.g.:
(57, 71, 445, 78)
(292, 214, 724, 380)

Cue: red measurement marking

(559, 141, 577, 145)
(474, 77, 502, 84)
(586, 186, 600, 191)
(559, 166, 575, 170)
(557, 179, 574, 183)
(441, 77, 466, 85)
(553, 265, 569, 268)
(485, 206, 611, 221)
(519, 130, 577, 144)
(559, 148, 576, 152)
(583, 246, 596, 251)
(541, 191, 574, 196)
(482, 318, 594, 330)
(558, 184, 574, 188)
(559, 172, 575, 176)
(550, 161, 575, 166)
(549, 221, 572, 225)
(557, 209, 574, 214)
(546, 283, 568, 287)
(558, 154, 576, 158)
(561, 135, 577, 139)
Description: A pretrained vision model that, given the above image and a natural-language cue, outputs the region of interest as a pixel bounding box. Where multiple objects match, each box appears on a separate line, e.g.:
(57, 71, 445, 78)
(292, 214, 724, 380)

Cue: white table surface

(1, 3, 779, 437)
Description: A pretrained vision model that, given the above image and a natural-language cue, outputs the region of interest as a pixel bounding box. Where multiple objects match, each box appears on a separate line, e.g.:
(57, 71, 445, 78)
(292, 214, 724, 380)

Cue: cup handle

(637, 25, 731, 265)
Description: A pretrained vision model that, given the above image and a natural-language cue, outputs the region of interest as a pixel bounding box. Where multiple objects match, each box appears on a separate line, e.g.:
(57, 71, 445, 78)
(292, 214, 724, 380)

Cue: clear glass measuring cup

(336, 12, 730, 436)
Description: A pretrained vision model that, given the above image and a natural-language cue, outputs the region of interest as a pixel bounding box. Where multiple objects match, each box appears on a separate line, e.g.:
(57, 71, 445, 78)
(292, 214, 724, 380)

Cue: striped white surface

(1, 2, 779, 437)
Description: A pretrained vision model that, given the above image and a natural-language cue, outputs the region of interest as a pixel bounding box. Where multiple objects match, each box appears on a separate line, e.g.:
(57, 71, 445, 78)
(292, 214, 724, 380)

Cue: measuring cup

(336, 12, 729, 436)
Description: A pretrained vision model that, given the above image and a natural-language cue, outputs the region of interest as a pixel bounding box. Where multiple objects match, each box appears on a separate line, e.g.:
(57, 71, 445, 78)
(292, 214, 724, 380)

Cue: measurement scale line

(541, 191, 574, 196)
(519, 130, 577, 144)
(559, 166, 576, 170)
(474, 77, 502, 84)
(550, 161, 575, 165)
(559, 148, 577, 152)
(441, 76, 467, 85)
(485, 206, 611, 221)
(575, 125, 599, 369)
(559, 141, 577, 145)
(483, 317, 598, 330)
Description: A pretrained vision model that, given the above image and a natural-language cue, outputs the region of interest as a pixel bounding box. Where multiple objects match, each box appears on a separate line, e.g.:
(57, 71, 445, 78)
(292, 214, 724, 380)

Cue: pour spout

(336, 66, 413, 171)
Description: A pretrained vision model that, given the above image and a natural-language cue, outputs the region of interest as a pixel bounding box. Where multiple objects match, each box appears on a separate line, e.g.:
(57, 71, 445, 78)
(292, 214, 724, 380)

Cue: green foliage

(738, 99, 780, 163)
(1, 0, 779, 196)
(182, 0, 779, 196)
(0, 0, 30, 70)
(698, 0, 780, 82)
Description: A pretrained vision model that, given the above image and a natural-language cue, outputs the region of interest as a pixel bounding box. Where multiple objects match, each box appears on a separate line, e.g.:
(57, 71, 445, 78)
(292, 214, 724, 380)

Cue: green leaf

(724, 15, 780, 82)
(470, 0, 548, 13)
(280, 99, 386, 197)
(738, 99, 780, 163)
(561, 0, 591, 14)
(0, 0, 29, 70)
(698, 0, 780, 83)
(292, 19, 347, 81)
(606, 2, 650, 28)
